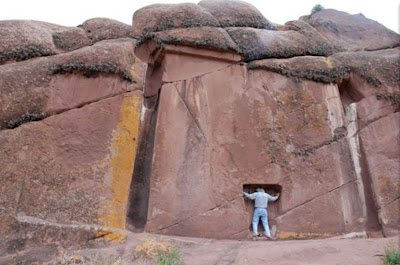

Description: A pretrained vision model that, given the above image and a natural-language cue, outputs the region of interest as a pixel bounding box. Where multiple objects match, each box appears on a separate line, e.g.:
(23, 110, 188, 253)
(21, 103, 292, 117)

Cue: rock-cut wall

(130, 0, 399, 239)
(0, 0, 399, 252)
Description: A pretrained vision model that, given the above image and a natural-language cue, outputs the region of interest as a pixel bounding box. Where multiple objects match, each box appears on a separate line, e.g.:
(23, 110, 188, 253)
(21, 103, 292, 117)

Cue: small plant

(311, 4, 325, 15)
(153, 246, 184, 265)
(382, 244, 400, 265)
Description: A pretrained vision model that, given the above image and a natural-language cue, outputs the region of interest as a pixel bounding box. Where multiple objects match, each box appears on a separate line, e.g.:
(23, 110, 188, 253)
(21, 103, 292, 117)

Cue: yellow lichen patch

(130, 58, 144, 83)
(358, 217, 365, 223)
(135, 237, 172, 259)
(96, 229, 127, 243)
(378, 174, 399, 202)
(99, 92, 142, 231)
(273, 60, 283, 68)
(322, 57, 333, 69)
(257, 103, 274, 130)
(279, 231, 341, 240)
(252, 60, 265, 67)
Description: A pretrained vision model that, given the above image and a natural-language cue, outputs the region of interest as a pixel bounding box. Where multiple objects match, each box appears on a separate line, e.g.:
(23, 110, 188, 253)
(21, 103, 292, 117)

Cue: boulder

(248, 47, 400, 88)
(198, 0, 276, 29)
(132, 3, 220, 35)
(0, 20, 91, 64)
(82, 18, 138, 41)
(226, 26, 334, 61)
(301, 9, 400, 51)
(136, 27, 240, 55)
(0, 39, 146, 130)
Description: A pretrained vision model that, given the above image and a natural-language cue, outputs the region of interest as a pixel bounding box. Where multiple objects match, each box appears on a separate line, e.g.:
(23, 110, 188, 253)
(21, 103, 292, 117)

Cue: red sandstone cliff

(0, 1, 399, 261)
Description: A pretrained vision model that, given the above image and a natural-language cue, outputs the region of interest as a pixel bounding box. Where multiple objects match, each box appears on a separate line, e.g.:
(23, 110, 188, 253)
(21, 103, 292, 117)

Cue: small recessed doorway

(243, 184, 282, 236)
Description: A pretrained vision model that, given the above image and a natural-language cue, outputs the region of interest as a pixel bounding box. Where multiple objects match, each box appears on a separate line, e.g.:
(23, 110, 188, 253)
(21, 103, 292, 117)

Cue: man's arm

(243, 192, 256, 200)
(267, 192, 280, 201)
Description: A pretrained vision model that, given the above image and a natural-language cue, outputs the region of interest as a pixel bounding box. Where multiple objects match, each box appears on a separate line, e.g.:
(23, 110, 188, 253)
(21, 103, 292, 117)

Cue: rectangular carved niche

(243, 184, 282, 236)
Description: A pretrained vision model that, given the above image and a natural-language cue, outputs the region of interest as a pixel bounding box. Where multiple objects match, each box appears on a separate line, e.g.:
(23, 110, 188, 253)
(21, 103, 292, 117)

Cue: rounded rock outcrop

(301, 9, 400, 51)
(82, 18, 138, 41)
(198, 0, 276, 29)
(132, 3, 220, 35)
(0, 20, 92, 65)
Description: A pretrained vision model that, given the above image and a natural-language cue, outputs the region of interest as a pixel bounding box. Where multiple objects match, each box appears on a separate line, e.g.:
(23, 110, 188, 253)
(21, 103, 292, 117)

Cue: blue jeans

(252, 208, 270, 236)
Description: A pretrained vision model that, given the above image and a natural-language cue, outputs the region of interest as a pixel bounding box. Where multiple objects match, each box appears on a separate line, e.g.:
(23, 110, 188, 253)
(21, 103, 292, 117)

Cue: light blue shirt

(243, 191, 279, 208)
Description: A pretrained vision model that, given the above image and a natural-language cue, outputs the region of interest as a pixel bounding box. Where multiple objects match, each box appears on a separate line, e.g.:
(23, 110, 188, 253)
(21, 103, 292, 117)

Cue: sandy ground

(65, 232, 398, 265)
(2, 232, 398, 264)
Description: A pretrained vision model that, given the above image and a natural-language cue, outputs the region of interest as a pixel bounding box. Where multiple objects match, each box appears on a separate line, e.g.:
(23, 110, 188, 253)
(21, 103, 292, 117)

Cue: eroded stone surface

(248, 48, 400, 87)
(198, 0, 276, 29)
(0, 39, 145, 130)
(0, 20, 90, 64)
(226, 27, 333, 62)
(144, 63, 368, 239)
(301, 9, 400, 52)
(358, 112, 400, 236)
(82, 18, 138, 41)
(0, 91, 142, 243)
(132, 3, 220, 35)
(1, 0, 399, 248)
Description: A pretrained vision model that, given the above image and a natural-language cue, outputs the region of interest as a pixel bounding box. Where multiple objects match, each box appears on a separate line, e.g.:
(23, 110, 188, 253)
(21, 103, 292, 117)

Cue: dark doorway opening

(243, 184, 282, 236)
(126, 95, 159, 231)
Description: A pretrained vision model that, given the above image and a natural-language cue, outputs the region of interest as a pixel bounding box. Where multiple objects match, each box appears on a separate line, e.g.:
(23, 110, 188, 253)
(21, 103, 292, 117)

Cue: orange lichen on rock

(98, 92, 142, 233)
(279, 231, 341, 240)
(96, 229, 127, 243)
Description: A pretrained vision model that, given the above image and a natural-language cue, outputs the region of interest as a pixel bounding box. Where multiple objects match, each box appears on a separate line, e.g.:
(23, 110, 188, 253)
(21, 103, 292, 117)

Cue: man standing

(243, 188, 280, 239)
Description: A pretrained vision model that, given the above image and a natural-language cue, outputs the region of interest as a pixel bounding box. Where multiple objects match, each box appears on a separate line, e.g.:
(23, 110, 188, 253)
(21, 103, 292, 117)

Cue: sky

(0, 0, 398, 33)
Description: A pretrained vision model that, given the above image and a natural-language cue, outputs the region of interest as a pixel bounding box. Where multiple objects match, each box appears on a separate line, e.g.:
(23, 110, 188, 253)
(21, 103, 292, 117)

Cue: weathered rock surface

(226, 26, 334, 61)
(82, 18, 138, 41)
(132, 2, 399, 239)
(0, 19, 139, 66)
(1, 0, 399, 252)
(142, 61, 367, 239)
(0, 91, 142, 245)
(301, 9, 400, 52)
(198, 0, 276, 29)
(358, 112, 400, 236)
(0, 20, 89, 64)
(132, 3, 220, 35)
(248, 48, 400, 88)
(136, 27, 240, 54)
(0, 39, 146, 130)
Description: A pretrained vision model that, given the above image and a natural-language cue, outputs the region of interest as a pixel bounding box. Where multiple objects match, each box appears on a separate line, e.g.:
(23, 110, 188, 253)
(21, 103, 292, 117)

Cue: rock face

(0, 2, 399, 260)
(0, 20, 145, 255)
(130, 3, 399, 240)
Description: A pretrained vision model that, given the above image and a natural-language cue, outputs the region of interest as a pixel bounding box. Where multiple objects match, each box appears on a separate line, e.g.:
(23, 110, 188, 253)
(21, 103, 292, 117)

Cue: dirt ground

(2, 232, 398, 265)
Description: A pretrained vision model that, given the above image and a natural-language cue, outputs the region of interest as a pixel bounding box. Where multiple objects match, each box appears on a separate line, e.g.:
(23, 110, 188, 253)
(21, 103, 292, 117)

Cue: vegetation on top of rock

(0, 46, 55, 65)
(135, 27, 241, 54)
(376, 93, 400, 111)
(49, 62, 135, 82)
(311, 4, 325, 15)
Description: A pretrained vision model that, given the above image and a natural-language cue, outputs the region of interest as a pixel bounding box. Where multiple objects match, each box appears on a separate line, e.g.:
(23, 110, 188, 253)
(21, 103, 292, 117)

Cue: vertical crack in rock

(174, 82, 209, 144)
(126, 94, 159, 231)
(346, 103, 367, 219)
(14, 179, 26, 217)
(346, 102, 383, 234)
